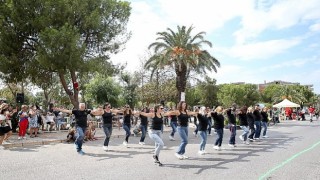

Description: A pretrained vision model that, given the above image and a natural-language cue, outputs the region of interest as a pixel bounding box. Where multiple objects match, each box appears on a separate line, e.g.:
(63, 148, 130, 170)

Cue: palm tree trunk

(175, 64, 187, 102)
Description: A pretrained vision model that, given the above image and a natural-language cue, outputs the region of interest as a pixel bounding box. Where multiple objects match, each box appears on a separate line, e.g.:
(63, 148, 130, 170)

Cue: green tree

(197, 76, 219, 107)
(121, 72, 138, 108)
(0, 0, 131, 107)
(85, 75, 122, 107)
(146, 25, 220, 101)
(217, 84, 260, 107)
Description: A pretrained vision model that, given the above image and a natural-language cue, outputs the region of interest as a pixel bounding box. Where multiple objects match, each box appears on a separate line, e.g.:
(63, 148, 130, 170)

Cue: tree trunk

(58, 71, 79, 108)
(175, 63, 187, 102)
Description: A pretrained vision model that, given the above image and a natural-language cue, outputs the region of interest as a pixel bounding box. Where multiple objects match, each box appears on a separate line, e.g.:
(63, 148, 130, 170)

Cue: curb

(3, 129, 172, 149)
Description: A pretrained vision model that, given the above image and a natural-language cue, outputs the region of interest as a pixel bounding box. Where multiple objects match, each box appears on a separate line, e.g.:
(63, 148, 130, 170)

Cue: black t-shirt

(140, 114, 148, 126)
(151, 113, 163, 130)
(211, 112, 224, 129)
(102, 111, 113, 124)
(123, 114, 131, 125)
(197, 114, 209, 131)
(72, 109, 91, 128)
(171, 115, 177, 122)
(178, 112, 189, 127)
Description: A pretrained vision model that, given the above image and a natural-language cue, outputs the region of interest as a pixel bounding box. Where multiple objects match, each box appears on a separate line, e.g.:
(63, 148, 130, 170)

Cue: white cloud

(155, 0, 250, 33)
(309, 23, 320, 32)
(234, 0, 320, 44)
(217, 38, 301, 60)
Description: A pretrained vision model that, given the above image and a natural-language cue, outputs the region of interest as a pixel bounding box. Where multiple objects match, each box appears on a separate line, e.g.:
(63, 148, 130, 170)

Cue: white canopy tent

(272, 99, 300, 108)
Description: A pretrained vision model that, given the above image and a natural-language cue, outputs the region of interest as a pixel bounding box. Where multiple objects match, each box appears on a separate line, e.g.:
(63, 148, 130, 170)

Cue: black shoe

(153, 155, 162, 166)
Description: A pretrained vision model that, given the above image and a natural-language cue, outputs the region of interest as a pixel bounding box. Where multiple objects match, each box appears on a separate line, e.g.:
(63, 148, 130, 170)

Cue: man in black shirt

(55, 103, 94, 155)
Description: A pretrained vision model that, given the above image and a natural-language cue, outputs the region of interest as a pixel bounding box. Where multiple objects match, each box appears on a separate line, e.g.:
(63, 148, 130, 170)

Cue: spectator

(46, 112, 56, 131)
(18, 105, 29, 140)
(28, 105, 39, 138)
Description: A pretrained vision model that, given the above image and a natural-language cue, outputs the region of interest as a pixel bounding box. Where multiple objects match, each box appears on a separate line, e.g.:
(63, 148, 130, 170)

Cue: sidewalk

(1, 125, 179, 149)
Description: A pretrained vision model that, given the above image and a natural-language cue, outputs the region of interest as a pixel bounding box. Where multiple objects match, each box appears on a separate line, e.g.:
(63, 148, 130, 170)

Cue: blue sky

(111, 0, 320, 94)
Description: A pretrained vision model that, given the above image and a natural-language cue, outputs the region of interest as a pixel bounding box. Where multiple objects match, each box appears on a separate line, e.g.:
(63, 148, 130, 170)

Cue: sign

(180, 92, 185, 102)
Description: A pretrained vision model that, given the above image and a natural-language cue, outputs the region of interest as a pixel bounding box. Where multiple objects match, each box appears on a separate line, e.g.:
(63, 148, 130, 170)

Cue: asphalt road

(1, 119, 320, 180)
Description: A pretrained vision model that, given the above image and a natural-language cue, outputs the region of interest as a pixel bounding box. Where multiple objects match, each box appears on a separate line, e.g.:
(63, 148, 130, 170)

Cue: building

(258, 80, 314, 92)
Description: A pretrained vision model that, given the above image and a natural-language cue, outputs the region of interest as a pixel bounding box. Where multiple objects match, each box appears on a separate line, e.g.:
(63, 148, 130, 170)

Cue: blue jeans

(170, 121, 177, 137)
(199, 131, 207, 151)
(194, 123, 198, 134)
(229, 124, 236, 145)
(123, 124, 131, 142)
(75, 126, 86, 151)
(176, 126, 188, 155)
(254, 121, 261, 138)
(240, 126, 249, 141)
(102, 124, 112, 146)
(148, 130, 164, 156)
(215, 128, 223, 146)
(207, 119, 212, 134)
(262, 122, 268, 136)
(139, 124, 147, 142)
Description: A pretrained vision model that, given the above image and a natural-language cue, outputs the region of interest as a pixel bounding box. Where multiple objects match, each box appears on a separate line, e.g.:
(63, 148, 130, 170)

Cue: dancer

(226, 103, 237, 147)
(212, 106, 224, 150)
(55, 103, 92, 155)
(193, 107, 199, 137)
(247, 107, 255, 141)
(197, 107, 209, 155)
(261, 107, 269, 138)
(206, 107, 213, 136)
(169, 101, 198, 160)
(140, 104, 170, 166)
(169, 106, 178, 141)
(90, 103, 122, 151)
(122, 105, 133, 147)
(139, 107, 149, 145)
(238, 106, 249, 144)
(253, 105, 262, 140)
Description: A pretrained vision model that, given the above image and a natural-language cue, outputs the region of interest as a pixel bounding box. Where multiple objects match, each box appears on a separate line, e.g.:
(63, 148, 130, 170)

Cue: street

(1, 120, 320, 180)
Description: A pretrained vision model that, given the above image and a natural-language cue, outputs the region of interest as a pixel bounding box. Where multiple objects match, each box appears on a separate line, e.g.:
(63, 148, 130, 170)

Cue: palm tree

(145, 25, 220, 101)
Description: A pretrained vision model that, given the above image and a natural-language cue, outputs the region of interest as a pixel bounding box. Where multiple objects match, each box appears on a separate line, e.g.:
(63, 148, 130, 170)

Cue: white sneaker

(239, 135, 244, 141)
(169, 136, 175, 141)
(262, 135, 268, 138)
(198, 151, 205, 155)
(213, 145, 220, 150)
(175, 153, 184, 160)
(182, 155, 189, 159)
(208, 134, 212, 136)
(102, 146, 108, 151)
(245, 141, 250, 145)
(18, 137, 22, 140)
(22, 136, 27, 140)
(139, 142, 145, 145)
(123, 141, 128, 146)
(228, 144, 235, 147)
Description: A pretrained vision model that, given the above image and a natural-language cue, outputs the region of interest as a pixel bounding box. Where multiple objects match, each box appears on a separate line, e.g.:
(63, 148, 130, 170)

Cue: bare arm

(139, 112, 155, 118)
(91, 108, 104, 116)
(111, 108, 124, 114)
(187, 110, 198, 116)
(54, 107, 72, 114)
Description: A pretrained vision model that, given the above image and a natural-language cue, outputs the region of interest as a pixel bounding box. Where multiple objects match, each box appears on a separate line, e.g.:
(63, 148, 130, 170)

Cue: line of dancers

(55, 102, 269, 166)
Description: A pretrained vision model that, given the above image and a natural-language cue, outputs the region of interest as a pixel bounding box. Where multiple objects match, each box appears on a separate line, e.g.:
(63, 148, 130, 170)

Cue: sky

(111, 0, 320, 94)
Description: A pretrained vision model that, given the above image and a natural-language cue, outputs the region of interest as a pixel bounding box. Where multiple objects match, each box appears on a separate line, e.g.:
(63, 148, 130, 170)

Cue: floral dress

(29, 113, 38, 128)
